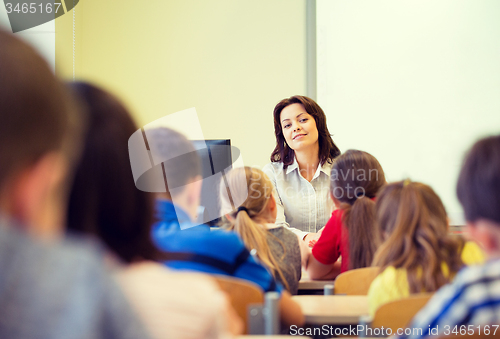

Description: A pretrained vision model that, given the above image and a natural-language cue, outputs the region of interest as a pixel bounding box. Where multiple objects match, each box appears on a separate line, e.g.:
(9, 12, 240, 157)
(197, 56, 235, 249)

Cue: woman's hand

(303, 232, 320, 248)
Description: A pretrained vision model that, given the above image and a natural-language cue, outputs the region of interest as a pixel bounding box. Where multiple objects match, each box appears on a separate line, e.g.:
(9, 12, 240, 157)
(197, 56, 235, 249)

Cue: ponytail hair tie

(237, 206, 248, 214)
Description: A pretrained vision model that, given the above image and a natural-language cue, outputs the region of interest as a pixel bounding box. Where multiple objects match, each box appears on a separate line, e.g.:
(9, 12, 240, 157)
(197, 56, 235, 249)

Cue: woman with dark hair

(66, 82, 242, 339)
(263, 95, 341, 243)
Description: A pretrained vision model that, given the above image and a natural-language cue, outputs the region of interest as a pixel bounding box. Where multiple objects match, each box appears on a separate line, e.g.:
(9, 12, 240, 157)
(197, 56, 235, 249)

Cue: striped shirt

(397, 259, 500, 339)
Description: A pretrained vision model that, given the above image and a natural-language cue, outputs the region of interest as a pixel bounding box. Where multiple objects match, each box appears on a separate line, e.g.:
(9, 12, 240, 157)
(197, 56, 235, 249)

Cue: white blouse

(263, 158, 334, 240)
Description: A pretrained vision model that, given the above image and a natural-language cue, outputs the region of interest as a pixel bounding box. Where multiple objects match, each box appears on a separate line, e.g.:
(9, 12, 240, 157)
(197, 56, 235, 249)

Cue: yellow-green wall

(55, 0, 306, 167)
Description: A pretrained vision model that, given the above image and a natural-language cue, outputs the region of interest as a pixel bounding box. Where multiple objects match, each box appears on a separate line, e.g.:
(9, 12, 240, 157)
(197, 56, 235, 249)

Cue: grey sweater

(267, 226, 302, 295)
(0, 219, 151, 339)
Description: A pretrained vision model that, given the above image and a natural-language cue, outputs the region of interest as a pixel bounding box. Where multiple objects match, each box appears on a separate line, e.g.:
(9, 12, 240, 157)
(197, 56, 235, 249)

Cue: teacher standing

(263, 95, 341, 243)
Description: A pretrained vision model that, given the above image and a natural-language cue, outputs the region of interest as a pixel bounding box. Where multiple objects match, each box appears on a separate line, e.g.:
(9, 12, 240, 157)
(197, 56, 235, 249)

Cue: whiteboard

(317, 0, 500, 224)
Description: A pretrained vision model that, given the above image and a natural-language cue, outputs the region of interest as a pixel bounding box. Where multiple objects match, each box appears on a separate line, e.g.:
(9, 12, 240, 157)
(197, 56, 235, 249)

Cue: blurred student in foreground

(396, 135, 500, 339)
(66, 82, 242, 339)
(147, 127, 305, 328)
(0, 30, 150, 338)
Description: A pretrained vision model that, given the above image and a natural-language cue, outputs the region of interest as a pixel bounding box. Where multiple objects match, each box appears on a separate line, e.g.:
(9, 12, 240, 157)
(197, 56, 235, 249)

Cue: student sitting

(0, 31, 150, 338)
(220, 167, 310, 295)
(66, 82, 242, 339)
(395, 136, 500, 339)
(147, 127, 208, 236)
(307, 150, 386, 279)
(368, 180, 484, 317)
(146, 127, 305, 327)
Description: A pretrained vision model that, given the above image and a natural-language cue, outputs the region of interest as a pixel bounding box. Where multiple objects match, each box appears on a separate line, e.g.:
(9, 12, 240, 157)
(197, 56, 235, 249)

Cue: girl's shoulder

(461, 241, 486, 265)
(268, 225, 297, 243)
(368, 266, 410, 316)
(373, 266, 408, 285)
(369, 266, 410, 299)
(325, 208, 344, 228)
(267, 227, 302, 267)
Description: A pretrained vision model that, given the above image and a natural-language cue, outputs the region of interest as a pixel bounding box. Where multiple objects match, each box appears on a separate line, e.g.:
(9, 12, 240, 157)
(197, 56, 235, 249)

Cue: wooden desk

(298, 278, 335, 291)
(298, 270, 335, 292)
(292, 295, 369, 325)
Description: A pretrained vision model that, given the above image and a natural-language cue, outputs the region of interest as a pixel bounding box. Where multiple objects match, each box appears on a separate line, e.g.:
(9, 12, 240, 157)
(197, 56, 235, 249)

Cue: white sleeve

(263, 163, 310, 240)
(286, 224, 309, 240)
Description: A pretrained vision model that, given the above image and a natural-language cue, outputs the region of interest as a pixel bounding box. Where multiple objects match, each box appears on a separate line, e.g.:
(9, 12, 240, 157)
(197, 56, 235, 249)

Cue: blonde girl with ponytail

(220, 167, 309, 295)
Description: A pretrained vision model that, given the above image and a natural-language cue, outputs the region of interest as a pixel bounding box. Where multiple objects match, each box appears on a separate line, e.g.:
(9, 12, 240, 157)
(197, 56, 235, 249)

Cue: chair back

(334, 267, 380, 295)
(214, 275, 264, 334)
(371, 293, 433, 332)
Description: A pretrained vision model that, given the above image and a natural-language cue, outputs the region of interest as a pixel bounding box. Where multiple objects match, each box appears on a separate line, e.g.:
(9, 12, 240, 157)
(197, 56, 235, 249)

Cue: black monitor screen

(191, 139, 232, 226)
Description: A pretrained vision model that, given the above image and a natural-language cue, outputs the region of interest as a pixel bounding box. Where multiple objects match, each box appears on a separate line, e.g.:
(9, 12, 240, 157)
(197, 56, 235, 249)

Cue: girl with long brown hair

(220, 167, 309, 295)
(307, 150, 386, 279)
(368, 180, 485, 316)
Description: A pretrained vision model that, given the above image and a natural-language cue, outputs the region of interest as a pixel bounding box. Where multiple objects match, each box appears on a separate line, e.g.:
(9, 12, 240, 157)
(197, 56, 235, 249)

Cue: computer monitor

(191, 139, 232, 226)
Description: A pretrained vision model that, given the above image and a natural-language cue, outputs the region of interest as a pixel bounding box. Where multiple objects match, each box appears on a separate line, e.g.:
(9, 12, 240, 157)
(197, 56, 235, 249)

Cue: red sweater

(311, 209, 350, 273)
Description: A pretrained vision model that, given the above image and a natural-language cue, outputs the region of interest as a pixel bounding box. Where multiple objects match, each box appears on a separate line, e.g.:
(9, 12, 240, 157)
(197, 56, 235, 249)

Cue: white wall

(55, 0, 307, 169)
(0, 7, 55, 70)
(317, 0, 500, 224)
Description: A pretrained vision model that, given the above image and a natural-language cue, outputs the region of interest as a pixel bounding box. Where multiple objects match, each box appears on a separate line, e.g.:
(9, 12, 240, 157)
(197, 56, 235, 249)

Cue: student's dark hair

(270, 95, 340, 168)
(373, 181, 465, 294)
(0, 30, 83, 192)
(457, 135, 500, 224)
(330, 150, 385, 270)
(144, 127, 201, 200)
(66, 82, 160, 263)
